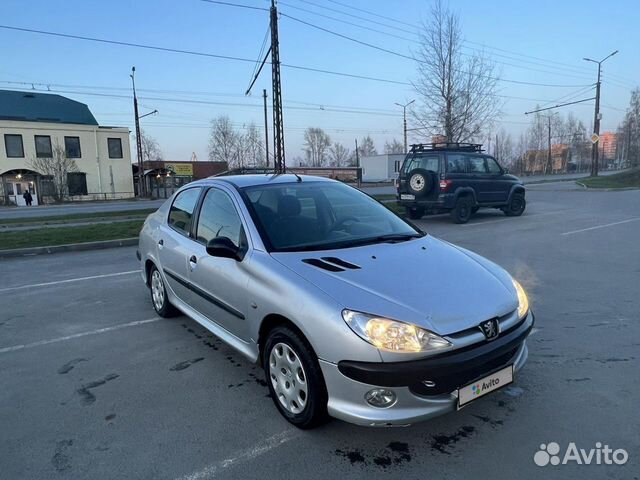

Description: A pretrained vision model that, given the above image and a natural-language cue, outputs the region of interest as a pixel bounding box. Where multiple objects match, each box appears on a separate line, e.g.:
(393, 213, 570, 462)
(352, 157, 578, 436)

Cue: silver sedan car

(138, 174, 533, 428)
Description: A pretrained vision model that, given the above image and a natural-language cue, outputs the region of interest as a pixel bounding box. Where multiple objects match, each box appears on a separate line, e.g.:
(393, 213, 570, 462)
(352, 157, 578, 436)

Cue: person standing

(23, 189, 33, 206)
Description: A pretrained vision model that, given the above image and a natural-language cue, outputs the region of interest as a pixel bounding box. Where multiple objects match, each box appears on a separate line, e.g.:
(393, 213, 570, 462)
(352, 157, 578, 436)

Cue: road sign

(590, 133, 600, 144)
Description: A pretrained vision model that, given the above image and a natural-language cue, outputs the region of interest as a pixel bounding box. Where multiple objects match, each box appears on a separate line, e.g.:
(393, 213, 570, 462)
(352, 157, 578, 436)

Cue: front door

(188, 187, 250, 340)
(8, 182, 38, 206)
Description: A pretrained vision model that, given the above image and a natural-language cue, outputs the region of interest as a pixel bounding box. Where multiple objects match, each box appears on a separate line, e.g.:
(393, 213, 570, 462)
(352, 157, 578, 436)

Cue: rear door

(157, 187, 202, 303)
(466, 155, 493, 203)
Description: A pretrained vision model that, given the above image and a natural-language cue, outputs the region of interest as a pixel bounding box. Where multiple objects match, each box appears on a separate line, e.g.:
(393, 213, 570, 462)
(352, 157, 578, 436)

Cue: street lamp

(395, 100, 415, 153)
(583, 50, 618, 176)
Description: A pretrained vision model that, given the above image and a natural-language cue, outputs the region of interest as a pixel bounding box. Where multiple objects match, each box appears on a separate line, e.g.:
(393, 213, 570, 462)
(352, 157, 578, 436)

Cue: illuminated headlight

(342, 310, 451, 352)
(512, 279, 529, 319)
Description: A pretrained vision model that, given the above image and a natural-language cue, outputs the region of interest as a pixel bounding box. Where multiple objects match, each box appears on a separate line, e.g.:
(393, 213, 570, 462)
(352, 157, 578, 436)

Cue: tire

(149, 265, 179, 317)
(406, 206, 425, 220)
(450, 196, 474, 224)
(407, 169, 435, 198)
(263, 326, 329, 429)
(504, 192, 526, 217)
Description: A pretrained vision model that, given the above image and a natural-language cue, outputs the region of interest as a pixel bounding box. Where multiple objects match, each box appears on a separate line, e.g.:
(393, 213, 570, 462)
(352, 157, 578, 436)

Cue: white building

(360, 153, 405, 183)
(0, 90, 134, 206)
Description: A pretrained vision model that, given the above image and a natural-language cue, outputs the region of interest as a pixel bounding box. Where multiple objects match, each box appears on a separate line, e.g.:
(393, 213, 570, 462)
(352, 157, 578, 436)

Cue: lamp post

(395, 100, 415, 153)
(583, 50, 618, 177)
(130, 67, 158, 196)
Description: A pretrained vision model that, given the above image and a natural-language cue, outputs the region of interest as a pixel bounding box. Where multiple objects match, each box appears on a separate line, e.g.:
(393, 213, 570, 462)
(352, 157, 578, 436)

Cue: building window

(64, 136, 82, 158)
(4, 134, 24, 158)
(67, 172, 88, 196)
(394, 160, 400, 173)
(108, 138, 123, 158)
(35, 135, 53, 158)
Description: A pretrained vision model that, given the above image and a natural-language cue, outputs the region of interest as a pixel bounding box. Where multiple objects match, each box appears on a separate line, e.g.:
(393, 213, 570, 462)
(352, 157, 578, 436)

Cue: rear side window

(168, 188, 201, 235)
(447, 154, 467, 173)
(402, 154, 439, 174)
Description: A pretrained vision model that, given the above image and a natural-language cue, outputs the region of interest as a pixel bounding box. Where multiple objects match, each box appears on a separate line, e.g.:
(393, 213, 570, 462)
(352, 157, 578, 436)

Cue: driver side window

(196, 188, 244, 247)
(486, 157, 502, 174)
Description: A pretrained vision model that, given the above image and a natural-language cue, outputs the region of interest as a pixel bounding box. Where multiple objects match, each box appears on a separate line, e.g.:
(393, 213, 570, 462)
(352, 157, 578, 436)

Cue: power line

(199, 0, 268, 11)
(0, 24, 411, 87)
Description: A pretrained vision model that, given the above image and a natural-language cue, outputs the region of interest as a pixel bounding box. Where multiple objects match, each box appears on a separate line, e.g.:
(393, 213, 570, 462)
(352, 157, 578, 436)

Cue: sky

(0, 0, 638, 163)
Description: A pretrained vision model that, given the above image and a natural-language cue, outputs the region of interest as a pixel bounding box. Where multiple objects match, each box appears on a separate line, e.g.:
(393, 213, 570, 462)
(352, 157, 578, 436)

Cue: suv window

(168, 188, 201, 235)
(467, 156, 488, 173)
(486, 157, 502, 174)
(196, 188, 243, 246)
(402, 154, 440, 174)
(447, 154, 467, 173)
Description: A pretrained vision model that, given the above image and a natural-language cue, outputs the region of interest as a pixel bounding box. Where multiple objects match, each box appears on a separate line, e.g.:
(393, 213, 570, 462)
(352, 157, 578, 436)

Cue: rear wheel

(450, 196, 474, 224)
(263, 326, 329, 429)
(149, 266, 179, 317)
(504, 193, 526, 217)
(406, 206, 425, 220)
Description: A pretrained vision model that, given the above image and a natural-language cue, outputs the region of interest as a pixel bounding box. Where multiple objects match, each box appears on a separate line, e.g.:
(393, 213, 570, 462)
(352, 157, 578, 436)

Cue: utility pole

(395, 100, 414, 153)
(547, 115, 552, 174)
(131, 67, 144, 197)
(354, 138, 360, 185)
(262, 89, 269, 168)
(130, 67, 157, 196)
(270, 0, 285, 172)
(584, 50, 618, 177)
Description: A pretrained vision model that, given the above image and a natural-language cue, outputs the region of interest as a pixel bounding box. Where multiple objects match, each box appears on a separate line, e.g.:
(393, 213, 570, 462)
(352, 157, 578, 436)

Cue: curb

(0, 238, 139, 259)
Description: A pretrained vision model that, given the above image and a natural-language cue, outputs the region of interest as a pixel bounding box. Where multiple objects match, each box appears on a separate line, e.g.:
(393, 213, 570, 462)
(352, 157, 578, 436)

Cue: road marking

(0, 270, 139, 293)
(0, 317, 160, 354)
(176, 430, 299, 480)
(561, 217, 640, 236)
(461, 210, 567, 227)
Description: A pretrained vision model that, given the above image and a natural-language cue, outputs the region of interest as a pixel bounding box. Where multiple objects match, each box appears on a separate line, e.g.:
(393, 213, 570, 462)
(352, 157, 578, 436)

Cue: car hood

(271, 236, 517, 336)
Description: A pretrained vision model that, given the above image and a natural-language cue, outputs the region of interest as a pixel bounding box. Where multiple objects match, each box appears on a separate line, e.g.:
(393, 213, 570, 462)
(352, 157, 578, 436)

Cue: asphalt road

(1, 185, 638, 479)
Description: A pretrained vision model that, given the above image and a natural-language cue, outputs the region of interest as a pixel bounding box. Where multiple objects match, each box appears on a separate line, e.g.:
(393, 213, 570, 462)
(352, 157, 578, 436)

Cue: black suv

(396, 143, 526, 223)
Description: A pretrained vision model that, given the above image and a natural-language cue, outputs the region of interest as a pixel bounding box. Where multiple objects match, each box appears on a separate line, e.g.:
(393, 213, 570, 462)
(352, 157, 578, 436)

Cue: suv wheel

(149, 266, 179, 317)
(263, 326, 329, 429)
(504, 192, 526, 217)
(450, 196, 474, 224)
(406, 206, 425, 220)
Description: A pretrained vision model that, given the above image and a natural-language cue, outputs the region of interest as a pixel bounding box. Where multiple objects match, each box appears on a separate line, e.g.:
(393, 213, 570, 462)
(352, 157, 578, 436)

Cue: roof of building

(0, 89, 99, 125)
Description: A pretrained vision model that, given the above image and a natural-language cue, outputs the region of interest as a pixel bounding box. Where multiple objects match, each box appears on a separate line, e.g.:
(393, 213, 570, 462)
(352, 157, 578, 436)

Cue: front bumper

(321, 311, 533, 426)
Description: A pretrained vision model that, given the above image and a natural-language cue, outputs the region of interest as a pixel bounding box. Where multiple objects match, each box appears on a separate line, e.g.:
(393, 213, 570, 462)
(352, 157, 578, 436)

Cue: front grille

(408, 346, 520, 397)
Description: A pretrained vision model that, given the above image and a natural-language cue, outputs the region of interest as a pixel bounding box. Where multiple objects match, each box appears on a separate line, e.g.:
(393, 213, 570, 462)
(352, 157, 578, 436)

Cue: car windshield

(242, 181, 423, 252)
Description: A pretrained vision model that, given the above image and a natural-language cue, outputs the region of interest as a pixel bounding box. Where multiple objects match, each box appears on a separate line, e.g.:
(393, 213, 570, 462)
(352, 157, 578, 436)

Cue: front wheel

(504, 193, 526, 217)
(263, 326, 329, 429)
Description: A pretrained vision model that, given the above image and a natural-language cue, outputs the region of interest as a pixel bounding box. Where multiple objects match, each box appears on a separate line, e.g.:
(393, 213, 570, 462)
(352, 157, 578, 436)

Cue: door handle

(158, 239, 164, 249)
(189, 255, 197, 264)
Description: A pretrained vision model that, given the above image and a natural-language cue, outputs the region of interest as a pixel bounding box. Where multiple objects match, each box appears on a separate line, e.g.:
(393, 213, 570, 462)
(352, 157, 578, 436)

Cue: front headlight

(342, 310, 451, 352)
(512, 279, 529, 319)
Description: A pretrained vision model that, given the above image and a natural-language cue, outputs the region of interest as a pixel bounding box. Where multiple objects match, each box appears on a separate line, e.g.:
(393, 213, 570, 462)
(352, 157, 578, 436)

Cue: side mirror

(206, 236, 240, 260)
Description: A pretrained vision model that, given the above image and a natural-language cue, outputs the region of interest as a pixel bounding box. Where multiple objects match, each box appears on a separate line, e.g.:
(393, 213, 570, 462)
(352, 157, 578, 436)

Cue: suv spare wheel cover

(408, 169, 434, 197)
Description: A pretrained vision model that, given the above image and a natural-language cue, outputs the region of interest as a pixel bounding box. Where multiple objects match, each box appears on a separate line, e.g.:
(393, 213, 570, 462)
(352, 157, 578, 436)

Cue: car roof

(196, 174, 336, 188)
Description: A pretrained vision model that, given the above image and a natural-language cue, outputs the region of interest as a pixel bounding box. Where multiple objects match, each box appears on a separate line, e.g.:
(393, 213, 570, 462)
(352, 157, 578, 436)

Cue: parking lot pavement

(1, 185, 638, 479)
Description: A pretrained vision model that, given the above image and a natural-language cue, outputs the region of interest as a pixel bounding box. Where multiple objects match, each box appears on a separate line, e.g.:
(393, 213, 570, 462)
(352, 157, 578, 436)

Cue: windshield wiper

(345, 233, 424, 247)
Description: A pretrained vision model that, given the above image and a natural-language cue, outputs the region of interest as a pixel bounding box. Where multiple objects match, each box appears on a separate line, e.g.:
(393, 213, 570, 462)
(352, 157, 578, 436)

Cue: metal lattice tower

(270, 0, 285, 172)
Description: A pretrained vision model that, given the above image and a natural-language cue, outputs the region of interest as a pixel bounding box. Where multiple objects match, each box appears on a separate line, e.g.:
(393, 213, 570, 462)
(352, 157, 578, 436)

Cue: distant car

(397, 143, 526, 223)
(138, 174, 534, 428)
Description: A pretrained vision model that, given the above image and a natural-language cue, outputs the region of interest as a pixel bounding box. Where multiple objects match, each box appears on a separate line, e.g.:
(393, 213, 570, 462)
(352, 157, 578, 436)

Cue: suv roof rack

(409, 142, 484, 153)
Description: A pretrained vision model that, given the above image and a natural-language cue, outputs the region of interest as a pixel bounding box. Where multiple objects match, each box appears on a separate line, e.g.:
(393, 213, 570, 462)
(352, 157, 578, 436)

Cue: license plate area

(457, 365, 513, 409)
(400, 194, 415, 200)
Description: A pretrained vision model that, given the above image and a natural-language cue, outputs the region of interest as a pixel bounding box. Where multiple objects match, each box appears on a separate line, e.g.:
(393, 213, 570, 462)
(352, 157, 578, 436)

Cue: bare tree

(208, 116, 240, 166)
(241, 123, 265, 167)
(328, 142, 350, 167)
(357, 135, 378, 157)
(619, 88, 640, 167)
(28, 141, 79, 202)
(384, 139, 404, 154)
(494, 129, 514, 166)
(413, 0, 501, 142)
(303, 128, 331, 167)
(137, 129, 163, 163)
